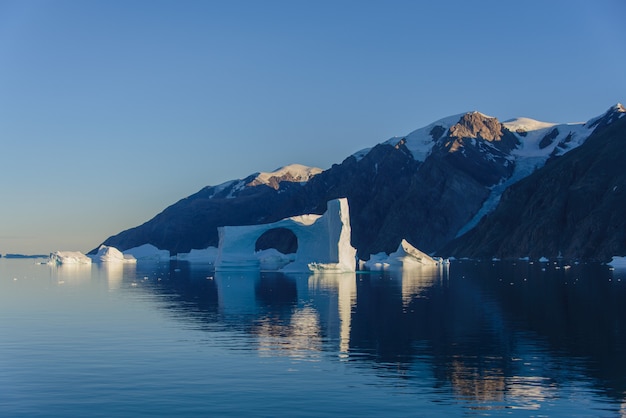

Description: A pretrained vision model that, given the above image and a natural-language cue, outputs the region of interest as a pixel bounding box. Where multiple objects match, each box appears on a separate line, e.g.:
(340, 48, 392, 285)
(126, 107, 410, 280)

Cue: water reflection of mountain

(125, 260, 626, 407)
(457, 261, 626, 400)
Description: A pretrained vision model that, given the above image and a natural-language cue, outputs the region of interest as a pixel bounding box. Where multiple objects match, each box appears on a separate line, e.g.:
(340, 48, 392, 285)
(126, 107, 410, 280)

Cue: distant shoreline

(1, 254, 48, 259)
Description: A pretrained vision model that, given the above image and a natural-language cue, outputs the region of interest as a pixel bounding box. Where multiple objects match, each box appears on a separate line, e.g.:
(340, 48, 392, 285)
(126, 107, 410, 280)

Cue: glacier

(215, 198, 356, 272)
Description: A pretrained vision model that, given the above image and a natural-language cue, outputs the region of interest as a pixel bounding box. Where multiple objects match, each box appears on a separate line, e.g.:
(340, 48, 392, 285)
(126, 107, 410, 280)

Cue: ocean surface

(2, 258, 626, 417)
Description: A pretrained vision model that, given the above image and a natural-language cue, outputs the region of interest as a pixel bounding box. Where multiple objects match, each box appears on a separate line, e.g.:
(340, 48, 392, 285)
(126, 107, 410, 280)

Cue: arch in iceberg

(214, 198, 356, 272)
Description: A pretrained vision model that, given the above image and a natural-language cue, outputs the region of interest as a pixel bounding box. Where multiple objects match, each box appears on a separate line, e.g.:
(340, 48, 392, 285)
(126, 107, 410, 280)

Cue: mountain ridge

(97, 104, 625, 261)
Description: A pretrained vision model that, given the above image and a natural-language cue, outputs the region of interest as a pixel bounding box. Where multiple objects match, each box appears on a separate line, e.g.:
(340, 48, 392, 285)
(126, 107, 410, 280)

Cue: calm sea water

(2, 258, 626, 417)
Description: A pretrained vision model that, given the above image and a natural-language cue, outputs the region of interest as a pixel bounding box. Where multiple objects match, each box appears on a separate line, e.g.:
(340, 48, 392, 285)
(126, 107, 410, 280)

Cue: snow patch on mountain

(394, 113, 466, 162)
(506, 119, 590, 158)
(585, 103, 625, 128)
(352, 113, 465, 162)
(458, 105, 624, 238)
(247, 164, 323, 187)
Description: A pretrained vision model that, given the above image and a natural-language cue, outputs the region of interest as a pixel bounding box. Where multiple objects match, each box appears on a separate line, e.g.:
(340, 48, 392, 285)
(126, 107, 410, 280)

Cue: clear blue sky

(1, 0, 624, 254)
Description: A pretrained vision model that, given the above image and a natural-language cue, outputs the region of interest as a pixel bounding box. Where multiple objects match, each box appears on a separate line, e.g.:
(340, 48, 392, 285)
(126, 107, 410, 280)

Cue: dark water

(2, 258, 626, 417)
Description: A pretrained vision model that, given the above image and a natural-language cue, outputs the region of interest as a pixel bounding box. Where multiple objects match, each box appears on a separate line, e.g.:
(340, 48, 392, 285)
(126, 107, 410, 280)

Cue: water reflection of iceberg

(398, 264, 444, 307)
(48, 263, 93, 285)
(211, 271, 357, 359)
(92, 262, 137, 291)
(309, 273, 357, 358)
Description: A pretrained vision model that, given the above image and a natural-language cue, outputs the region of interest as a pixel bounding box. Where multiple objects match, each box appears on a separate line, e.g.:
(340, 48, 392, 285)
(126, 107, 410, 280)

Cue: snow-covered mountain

(445, 104, 626, 260)
(97, 104, 626, 260)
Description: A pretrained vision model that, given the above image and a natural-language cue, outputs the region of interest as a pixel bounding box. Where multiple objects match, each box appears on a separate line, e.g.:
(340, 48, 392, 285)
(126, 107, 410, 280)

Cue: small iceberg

(363, 239, 440, 269)
(256, 248, 295, 271)
(90, 245, 137, 263)
(48, 251, 92, 265)
(175, 247, 219, 263)
(124, 244, 170, 261)
(608, 256, 626, 269)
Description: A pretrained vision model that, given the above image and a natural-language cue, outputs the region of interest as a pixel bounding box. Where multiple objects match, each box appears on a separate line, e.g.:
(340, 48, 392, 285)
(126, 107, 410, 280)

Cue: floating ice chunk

(608, 256, 626, 269)
(124, 244, 170, 261)
(364, 240, 439, 269)
(363, 252, 391, 270)
(175, 247, 219, 263)
(48, 251, 92, 265)
(388, 239, 439, 266)
(91, 245, 137, 263)
(256, 248, 295, 271)
(538, 257, 549, 262)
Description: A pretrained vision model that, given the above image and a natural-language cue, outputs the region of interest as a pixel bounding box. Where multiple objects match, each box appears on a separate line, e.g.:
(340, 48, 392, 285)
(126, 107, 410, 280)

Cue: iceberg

(363, 239, 440, 269)
(215, 198, 356, 272)
(175, 247, 219, 263)
(90, 245, 137, 263)
(256, 248, 296, 271)
(124, 244, 170, 261)
(48, 251, 92, 265)
(608, 256, 626, 269)
(362, 252, 391, 270)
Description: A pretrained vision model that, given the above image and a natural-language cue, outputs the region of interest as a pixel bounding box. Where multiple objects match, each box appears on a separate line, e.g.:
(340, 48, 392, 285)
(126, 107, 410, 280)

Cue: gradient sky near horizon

(1, 0, 625, 254)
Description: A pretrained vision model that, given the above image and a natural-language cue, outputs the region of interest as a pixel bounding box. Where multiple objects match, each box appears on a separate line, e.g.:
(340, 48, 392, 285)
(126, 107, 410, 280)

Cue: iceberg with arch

(214, 198, 356, 272)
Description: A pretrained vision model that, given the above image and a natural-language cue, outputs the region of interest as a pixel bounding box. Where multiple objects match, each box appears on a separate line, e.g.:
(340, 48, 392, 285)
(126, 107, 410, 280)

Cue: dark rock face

(449, 112, 504, 142)
(539, 128, 559, 149)
(444, 115, 626, 261)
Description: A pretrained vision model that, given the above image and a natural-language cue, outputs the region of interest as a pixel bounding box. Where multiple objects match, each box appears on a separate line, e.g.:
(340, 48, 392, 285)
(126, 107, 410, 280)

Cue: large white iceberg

(215, 198, 356, 272)
(124, 244, 170, 261)
(363, 239, 439, 269)
(48, 251, 92, 265)
(90, 245, 137, 263)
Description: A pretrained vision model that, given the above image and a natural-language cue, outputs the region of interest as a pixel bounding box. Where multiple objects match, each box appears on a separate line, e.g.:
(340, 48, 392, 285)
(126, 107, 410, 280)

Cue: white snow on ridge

(506, 119, 590, 158)
(503, 117, 557, 133)
(208, 164, 323, 199)
(457, 119, 593, 237)
(210, 179, 239, 196)
(251, 164, 323, 185)
(394, 113, 466, 162)
(352, 113, 466, 162)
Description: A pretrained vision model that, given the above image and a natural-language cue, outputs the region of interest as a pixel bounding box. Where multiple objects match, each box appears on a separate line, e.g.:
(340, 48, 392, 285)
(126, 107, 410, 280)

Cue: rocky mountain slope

(98, 104, 625, 260)
(444, 106, 626, 260)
